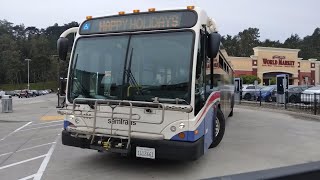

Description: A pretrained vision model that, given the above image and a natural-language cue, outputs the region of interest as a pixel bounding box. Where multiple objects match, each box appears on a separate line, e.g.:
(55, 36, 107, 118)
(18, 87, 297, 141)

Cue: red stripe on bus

(194, 92, 220, 126)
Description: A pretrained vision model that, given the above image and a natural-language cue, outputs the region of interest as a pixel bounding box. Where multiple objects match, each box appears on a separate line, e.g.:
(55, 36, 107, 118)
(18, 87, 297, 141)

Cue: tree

(239, 75, 261, 84)
(260, 39, 282, 48)
(236, 28, 261, 57)
(270, 77, 276, 85)
(283, 34, 301, 49)
(222, 28, 261, 57)
(221, 35, 239, 56)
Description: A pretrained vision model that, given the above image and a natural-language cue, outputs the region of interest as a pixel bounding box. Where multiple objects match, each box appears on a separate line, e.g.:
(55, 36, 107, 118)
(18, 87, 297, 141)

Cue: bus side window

(219, 57, 223, 68)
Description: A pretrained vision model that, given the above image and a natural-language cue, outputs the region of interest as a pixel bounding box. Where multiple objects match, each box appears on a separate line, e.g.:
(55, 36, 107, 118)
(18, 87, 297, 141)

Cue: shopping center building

(228, 47, 319, 85)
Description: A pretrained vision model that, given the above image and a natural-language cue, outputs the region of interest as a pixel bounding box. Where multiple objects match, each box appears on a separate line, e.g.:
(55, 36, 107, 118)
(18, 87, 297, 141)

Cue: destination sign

(80, 10, 197, 34)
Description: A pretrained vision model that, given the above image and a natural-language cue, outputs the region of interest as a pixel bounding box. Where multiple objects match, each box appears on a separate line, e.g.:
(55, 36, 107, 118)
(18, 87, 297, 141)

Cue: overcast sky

(1, 0, 319, 41)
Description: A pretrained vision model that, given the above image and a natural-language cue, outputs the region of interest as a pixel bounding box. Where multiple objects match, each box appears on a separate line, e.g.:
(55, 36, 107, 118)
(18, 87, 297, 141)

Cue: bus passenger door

(195, 29, 213, 150)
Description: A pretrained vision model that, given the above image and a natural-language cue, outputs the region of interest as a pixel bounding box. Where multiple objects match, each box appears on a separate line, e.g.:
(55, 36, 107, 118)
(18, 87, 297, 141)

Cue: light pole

(25, 59, 31, 90)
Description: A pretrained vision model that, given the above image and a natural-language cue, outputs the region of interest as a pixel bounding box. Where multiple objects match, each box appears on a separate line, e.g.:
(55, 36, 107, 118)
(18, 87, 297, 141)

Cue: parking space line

(19, 124, 61, 132)
(40, 115, 64, 121)
(0, 135, 59, 149)
(0, 142, 56, 158)
(0, 122, 32, 141)
(18, 174, 36, 180)
(34, 135, 59, 180)
(0, 154, 46, 171)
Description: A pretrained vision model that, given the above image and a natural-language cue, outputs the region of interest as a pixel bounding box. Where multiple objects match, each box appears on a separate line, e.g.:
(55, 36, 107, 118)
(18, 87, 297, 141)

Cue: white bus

(57, 6, 234, 160)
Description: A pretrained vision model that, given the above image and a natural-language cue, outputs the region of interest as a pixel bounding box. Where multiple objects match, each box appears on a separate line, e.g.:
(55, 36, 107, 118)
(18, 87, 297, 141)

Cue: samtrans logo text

(108, 118, 136, 125)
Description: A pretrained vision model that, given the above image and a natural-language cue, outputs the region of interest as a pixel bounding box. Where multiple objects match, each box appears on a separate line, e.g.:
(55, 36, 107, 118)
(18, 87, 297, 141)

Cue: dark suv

(287, 85, 313, 103)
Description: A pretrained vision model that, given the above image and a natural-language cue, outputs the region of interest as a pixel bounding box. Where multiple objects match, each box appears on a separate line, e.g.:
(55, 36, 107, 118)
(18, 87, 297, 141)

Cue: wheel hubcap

(215, 117, 220, 137)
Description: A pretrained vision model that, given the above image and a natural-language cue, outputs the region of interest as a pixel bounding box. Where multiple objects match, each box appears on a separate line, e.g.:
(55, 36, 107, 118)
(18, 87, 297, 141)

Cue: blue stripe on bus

(170, 105, 217, 143)
(63, 120, 70, 129)
(170, 120, 205, 142)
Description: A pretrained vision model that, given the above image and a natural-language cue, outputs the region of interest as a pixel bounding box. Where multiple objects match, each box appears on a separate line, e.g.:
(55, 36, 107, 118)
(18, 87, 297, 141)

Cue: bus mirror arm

(207, 32, 221, 59)
(57, 37, 69, 61)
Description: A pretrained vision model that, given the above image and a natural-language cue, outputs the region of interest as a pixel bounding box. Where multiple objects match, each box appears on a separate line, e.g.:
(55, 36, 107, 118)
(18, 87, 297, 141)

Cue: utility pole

(25, 59, 32, 90)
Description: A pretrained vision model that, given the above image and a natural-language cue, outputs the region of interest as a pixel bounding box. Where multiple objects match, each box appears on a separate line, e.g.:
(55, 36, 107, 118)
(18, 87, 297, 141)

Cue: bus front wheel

(209, 108, 225, 148)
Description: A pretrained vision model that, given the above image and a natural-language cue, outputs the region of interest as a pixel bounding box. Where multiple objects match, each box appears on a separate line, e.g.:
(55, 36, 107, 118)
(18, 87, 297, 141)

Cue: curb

(236, 104, 320, 121)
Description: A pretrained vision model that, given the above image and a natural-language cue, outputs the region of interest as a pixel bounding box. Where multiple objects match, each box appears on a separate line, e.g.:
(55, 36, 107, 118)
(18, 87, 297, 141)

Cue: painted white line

(14, 122, 33, 132)
(19, 124, 61, 132)
(34, 136, 59, 180)
(0, 142, 56, 158)
(0, 122, 32, 141)
(18, 174, 36, 180)
(0, 154, 46, 170)
(0, 135, 58, 149)
(29, 121, 63, 126)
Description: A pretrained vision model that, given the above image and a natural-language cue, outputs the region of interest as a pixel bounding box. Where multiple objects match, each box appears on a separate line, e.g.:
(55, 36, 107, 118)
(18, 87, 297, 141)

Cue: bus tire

(209, 108, 225, 148)
(229, 108, 233, 117)
(229, 96, 234, 117)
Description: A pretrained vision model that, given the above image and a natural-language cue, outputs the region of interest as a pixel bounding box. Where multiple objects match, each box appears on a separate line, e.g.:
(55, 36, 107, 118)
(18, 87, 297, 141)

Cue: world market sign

(262, 55, 295, 67)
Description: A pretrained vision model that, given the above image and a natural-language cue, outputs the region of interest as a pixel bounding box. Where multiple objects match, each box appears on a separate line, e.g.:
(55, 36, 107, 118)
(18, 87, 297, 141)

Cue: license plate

(136, 147, 155, 159)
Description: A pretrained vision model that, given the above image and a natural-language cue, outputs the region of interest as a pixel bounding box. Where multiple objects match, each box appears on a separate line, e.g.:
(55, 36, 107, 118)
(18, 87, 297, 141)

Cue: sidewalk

(237, 103, 320, 121)
(0, 94, 61, 122)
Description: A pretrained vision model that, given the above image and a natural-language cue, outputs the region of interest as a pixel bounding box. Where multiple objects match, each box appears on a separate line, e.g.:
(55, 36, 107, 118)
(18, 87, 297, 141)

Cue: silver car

(242, 84, 264, 100)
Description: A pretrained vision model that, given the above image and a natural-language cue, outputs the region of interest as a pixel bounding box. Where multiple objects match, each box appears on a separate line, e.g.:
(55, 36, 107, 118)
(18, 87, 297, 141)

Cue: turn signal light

(178, 132, 185, 139)
(86, 16, 93, 20)
(133, 9, 140, 13)
(148, 8, 156, 12)
(194, 130, 199, 135)
(119, 11, 125, 15)
(187, 6, 195, 10)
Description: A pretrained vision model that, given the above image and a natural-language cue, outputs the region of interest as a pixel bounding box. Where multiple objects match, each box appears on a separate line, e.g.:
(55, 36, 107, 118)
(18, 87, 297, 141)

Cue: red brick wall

(299, 72, 312, 85)
(252, 68, 257, 76)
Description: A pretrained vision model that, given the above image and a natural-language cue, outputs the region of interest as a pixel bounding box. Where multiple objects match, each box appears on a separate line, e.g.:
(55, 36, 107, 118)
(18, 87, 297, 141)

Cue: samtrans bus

(57, 6, 234, 160)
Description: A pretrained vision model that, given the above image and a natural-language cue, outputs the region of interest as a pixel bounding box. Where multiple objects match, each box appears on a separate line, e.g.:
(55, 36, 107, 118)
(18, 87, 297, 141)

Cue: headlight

(69, 115, 75, 120)
(179, 123, 185, 129)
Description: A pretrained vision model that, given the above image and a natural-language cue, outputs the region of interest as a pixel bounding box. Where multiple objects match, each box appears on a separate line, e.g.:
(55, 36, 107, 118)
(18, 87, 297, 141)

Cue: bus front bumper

(62, 130, 204, 160)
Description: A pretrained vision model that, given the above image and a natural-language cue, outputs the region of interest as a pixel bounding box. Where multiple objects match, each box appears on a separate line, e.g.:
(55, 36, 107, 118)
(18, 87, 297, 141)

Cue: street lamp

(25, 59, 31, 90)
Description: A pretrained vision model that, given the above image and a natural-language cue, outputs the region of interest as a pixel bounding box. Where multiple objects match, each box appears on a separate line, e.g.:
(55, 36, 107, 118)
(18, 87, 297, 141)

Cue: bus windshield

(68, 31, 194, 104)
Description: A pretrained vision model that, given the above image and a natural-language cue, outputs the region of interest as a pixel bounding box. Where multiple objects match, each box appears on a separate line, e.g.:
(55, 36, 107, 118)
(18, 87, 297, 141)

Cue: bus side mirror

(207, 32, 221, 58)
(57, 37, 69, 61)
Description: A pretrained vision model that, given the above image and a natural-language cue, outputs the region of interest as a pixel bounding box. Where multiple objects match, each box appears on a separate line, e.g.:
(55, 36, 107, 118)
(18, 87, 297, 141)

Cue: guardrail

(238, 90, 320, 115)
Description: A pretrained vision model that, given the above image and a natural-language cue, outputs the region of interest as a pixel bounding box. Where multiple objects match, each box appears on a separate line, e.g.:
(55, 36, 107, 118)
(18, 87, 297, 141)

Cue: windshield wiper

(152, 97, 189, 105)
(124, 48, 143, 95)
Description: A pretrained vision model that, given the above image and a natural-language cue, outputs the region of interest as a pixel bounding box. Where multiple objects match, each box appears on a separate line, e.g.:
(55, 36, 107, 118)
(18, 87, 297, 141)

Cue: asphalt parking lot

(1, 94, 320, 180)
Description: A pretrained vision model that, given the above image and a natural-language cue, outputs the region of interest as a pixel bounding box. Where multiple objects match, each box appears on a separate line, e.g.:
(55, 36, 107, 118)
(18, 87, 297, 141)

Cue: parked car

(30, 90, 40, 97)
(287, 85, 312, 103)
(300, 86, 320, 103)
(5, 91, 16, 96)
(38, 90, 47, 95)
(46, 89, 53, 93)
(14, 90, 20, 96)
(18, 90, 30, 98)
(242, 84, 264, 100)
(255, 85, 277, 102)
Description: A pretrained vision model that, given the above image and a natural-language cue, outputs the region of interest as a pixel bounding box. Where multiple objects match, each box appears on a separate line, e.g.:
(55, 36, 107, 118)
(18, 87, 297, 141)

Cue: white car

(300, 86, 320, 103)
(242, 84, 264, 100)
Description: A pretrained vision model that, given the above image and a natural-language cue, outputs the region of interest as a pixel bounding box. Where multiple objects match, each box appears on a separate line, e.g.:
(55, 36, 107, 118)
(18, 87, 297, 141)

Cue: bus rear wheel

(209, 108, 225, 148)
